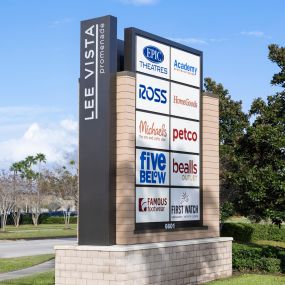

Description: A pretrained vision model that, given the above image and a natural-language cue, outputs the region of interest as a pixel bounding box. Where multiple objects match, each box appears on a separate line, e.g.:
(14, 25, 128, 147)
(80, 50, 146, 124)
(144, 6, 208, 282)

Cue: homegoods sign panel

(125, 28, 203, 231)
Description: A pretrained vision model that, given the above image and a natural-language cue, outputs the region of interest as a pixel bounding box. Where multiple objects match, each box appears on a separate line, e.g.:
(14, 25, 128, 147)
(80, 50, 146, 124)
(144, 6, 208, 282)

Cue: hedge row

(5, 213, 77, 225)
(233, 243, 285, 273)
(221, 223, 285, 242)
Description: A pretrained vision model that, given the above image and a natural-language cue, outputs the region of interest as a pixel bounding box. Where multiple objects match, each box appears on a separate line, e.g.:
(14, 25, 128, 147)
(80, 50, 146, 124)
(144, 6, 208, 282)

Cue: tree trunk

(0, 212, 8, 232)
(12, 211, 21, 227)
(32, 212, 40, 226)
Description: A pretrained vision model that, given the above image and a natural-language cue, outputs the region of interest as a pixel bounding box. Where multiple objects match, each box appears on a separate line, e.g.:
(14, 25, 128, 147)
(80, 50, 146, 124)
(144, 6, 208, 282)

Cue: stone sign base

(55, 237, 232, 285)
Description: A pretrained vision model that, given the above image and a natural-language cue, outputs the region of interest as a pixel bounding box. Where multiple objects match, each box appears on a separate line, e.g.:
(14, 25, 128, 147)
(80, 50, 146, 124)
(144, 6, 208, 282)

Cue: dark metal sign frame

(125, 28, 206, 232)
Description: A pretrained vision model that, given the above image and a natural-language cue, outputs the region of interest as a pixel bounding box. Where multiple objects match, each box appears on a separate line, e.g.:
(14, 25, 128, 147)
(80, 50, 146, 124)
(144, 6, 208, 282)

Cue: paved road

(0, 238, 77, 258)
(0, 260, 55, 281)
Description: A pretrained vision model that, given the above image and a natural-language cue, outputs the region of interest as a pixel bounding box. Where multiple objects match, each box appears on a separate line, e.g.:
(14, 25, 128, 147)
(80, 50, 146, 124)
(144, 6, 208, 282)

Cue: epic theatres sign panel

(129, 30, 202, 231)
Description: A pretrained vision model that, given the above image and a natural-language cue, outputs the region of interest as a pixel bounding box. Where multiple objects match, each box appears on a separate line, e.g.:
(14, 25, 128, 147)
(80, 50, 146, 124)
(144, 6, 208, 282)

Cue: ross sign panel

(125, 27, 203, 231)
(136, 73, 169, 115)
(136, 187, 169, 223)
(79, 16, 117, 245)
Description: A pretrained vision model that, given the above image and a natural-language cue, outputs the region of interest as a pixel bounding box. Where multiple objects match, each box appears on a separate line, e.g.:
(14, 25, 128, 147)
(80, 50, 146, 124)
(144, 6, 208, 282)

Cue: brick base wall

(55, 237, 232, 285)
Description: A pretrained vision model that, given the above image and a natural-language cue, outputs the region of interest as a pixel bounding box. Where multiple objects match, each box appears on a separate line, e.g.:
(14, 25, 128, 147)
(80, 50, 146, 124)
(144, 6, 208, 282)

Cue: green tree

(204, 78, 248, 212)
(235, 45, 285, 226)
(11, 153, 47, 226)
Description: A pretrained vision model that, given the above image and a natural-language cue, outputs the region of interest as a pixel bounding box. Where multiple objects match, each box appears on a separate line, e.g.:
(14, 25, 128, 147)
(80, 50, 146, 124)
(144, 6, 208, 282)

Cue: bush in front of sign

(221, 223, 285, 243)
(233, 243, 284, 273)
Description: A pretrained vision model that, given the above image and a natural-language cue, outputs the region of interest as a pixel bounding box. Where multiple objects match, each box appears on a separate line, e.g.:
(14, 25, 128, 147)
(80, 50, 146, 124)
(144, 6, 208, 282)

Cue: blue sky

(0, 0, 284, 168)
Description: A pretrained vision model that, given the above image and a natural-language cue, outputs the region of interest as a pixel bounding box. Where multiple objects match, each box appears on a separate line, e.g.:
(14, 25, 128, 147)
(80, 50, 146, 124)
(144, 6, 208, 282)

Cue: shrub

(221, 222, 285, 242)
(43, 216, 77, 224)
(233, 243, 284, 273)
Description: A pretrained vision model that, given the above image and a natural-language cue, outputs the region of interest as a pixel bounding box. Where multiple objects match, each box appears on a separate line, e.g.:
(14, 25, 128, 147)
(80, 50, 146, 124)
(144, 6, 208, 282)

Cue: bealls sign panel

(171, 152, 200, 187)
(136, 73, 169, 115)
(171, 83, 200, 120)
(136, 187, 169, 223)
(171, 188, 200, 221)
(136, 36, 170, 79)
(136, 149, 169, 186)
(136, 111, 169, 150)
(171, 117, 200, 153)
(171, 47, 200, 87)
(79, 16, 117, 245)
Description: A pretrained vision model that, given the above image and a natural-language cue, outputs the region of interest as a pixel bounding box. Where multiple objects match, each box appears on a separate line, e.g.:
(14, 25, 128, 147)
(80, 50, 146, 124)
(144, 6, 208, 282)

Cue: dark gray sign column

(79, 16, 117, 245)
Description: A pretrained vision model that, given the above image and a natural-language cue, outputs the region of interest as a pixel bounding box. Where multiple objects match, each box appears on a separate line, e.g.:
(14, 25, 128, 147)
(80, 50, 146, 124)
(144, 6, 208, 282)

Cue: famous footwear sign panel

(136, 36, 170, 79)
(136, 187, 169, 223)
(136, 74, 169, 114)
(171, 188, 200, 221)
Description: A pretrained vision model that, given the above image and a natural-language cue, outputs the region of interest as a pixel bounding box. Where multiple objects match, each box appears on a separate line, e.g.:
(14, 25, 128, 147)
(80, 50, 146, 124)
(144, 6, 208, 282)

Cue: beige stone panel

(203, 168, 219, 176)
(117, 76, 135, 86)
(117, 85, 136, 94)
(117, 105, 136, 113)
(202, 120, 219, 128)
(117, 98, 135, 106)
(203, 134, 219, 141)
(203, 108, 219, 117)
(202, 145, 219, 152)
(117, 113, 135, 121)
(203, 98, 219, 106)
(203, 127, 219, 135)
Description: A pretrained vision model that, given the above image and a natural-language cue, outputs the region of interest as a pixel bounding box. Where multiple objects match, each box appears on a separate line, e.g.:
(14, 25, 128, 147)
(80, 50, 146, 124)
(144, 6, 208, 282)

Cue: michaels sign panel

(125, 27, 203, 231)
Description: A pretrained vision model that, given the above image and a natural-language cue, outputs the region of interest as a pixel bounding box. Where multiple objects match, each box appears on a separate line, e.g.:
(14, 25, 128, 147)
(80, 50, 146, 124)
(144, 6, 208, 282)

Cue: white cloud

(0, 119, 78, 169)
(240, 31, 269, 38)
(120, 0, 158, 5)
(49, 18, 72, 28)
(170, 37, 208, 45)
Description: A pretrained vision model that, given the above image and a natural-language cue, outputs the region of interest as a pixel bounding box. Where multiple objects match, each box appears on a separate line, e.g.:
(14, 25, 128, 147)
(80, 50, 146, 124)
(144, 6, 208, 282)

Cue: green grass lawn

(206, 274, 285, 285)
(254, 240, 285, 248)
(0, 271, 54, 285)
(0, 254, 54, 273)
(0, 224, 77, 240)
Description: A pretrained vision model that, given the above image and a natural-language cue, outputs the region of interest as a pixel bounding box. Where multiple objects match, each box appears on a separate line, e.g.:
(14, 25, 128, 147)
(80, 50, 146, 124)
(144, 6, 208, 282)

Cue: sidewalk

(0, 259, 54, 281)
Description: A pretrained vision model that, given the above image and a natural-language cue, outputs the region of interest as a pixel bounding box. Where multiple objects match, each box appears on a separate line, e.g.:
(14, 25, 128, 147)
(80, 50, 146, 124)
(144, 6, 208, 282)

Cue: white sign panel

(171, 188, 200, 221)
(171, 47, 200, 87)
(136, 187, 169, 223)
(136, 73, 169, 115)
(136, 111, 169, 150)
(171, 117, 200, 153)
(136, 36, 170, 79)
(171, 83, 200, 120)
(136, 148, 169, 185)
(171, 153, 199, 187)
